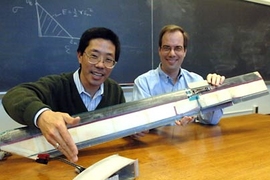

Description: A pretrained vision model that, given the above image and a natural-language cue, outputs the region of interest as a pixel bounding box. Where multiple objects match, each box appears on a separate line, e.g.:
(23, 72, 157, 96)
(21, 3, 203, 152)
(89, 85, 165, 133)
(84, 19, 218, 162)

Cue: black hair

(77, 27, 121, 62)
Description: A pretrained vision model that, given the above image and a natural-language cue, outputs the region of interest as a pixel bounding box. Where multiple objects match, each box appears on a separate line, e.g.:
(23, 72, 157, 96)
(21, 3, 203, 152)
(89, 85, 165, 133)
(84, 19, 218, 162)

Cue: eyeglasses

(84, 52, 117, 69)
(161, 45, 184, 53)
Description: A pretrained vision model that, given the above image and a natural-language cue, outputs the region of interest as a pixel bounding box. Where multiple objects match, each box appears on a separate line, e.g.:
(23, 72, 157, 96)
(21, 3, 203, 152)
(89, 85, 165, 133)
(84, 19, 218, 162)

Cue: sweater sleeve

(2, 74, 69, 127)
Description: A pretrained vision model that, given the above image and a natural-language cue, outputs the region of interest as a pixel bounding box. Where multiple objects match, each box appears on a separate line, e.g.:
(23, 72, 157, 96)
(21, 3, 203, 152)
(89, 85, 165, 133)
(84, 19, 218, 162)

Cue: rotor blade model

(0, 71, 268, 159)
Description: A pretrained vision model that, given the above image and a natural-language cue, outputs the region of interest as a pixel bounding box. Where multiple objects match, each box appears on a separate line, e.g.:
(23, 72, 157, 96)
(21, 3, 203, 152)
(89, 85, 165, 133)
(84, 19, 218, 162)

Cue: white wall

(1, 85, 270, 133)
(0, 99, 24, 132)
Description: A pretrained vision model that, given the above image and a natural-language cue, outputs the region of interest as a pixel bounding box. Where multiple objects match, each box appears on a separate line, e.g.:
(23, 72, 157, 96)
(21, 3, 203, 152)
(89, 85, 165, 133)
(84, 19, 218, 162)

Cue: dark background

(1, 0, 270, 92)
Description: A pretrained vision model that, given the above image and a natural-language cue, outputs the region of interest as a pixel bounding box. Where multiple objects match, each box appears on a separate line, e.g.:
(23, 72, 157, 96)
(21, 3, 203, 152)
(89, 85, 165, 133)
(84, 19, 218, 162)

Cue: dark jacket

(2, 72, 125, 127)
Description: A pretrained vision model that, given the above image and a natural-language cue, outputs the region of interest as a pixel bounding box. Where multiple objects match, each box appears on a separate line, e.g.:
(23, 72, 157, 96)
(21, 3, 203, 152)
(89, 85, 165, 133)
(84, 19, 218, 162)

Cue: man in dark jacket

(2, 27, 125, 162)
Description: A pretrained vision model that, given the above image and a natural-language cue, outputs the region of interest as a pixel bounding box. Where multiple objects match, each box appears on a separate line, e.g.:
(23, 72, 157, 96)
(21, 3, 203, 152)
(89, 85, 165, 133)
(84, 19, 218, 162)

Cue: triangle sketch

(35, 0, 79, 40)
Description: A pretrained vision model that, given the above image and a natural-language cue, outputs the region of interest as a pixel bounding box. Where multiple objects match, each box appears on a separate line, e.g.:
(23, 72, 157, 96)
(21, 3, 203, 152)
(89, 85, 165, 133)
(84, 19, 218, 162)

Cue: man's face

(78, 38, 116, 92)
(158, 31, 187, 74)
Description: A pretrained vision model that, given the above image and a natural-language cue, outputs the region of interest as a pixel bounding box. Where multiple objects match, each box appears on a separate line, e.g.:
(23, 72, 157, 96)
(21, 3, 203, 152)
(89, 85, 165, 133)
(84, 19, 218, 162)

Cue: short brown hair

(158, 24, 189, 50)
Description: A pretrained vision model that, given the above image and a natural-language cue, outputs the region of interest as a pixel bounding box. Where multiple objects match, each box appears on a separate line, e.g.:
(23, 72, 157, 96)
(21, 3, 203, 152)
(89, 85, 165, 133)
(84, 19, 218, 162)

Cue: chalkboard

(0, 0, 152, 92)
(1, 0, 270, 92)
(152, 0, 270, 80)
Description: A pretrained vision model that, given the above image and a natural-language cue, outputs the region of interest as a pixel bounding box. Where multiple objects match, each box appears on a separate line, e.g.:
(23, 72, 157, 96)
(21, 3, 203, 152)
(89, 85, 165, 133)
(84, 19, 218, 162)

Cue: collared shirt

(73, 69, 103, 111)
(132, 64, 223, 125)
(132, 64, 203, 100)
(34, 69, 103, 127)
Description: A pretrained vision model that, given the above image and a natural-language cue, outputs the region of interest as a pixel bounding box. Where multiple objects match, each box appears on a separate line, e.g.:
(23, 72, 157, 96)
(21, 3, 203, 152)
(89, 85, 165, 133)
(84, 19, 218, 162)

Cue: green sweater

(2, 72, 125, 127)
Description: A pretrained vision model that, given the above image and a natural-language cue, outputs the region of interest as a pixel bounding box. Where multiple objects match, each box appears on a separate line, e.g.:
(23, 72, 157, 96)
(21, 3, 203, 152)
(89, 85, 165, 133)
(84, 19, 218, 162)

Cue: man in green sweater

(2, 27, 125, 162)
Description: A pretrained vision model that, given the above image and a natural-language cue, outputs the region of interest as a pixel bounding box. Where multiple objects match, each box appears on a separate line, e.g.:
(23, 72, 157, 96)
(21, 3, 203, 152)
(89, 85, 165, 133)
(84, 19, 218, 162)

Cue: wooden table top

(1, 114, 270, 179)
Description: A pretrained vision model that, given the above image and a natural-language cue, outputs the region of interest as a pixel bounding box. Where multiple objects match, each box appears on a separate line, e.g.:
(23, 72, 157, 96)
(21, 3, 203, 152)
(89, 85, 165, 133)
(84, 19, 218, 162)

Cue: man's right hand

(175, 116, 195, 126)
(37, 110, 80, 162)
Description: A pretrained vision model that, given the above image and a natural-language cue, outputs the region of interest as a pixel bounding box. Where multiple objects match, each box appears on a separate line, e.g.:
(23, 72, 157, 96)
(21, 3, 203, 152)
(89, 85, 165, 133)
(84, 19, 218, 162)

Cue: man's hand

(130, 130, 149, 139)
(206, 73, 225, 86)
(37, 110, 80, 162)
(175, 116, 196, 126)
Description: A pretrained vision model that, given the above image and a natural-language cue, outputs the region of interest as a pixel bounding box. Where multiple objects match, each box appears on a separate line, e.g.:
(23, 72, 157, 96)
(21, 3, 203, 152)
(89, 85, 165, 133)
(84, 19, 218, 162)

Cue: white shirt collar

(73, 69, 104, 97)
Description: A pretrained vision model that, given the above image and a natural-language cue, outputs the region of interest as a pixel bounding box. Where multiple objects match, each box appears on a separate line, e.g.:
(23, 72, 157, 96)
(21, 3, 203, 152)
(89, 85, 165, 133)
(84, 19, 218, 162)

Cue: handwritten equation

(52, 8, 93, 18)
(11, 0, 94, 54)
